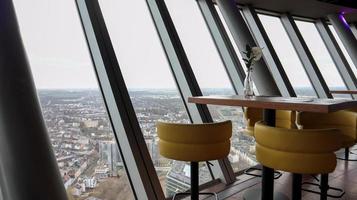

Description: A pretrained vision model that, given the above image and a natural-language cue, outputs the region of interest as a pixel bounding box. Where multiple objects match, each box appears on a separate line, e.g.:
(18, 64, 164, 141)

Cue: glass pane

(296, 20, 350, 99)
(98, 0, 212, 197)
(329, 25, 357, 78)
(215, 6, 259, 94)
(165, 0, 232, 91)
(259, 14, 317, 97)
(13, 0, 135, 199)
(215, 7, 247, 70)
(165, 0, 257, 172)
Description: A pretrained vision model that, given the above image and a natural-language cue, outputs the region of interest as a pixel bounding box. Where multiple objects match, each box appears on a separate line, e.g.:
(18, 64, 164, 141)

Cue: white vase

(244, 68, 254, 98)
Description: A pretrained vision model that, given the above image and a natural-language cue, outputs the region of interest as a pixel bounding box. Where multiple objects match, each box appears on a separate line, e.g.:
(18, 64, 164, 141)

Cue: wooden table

(188, 95, 357, 200)
(330, 90, 357, 95)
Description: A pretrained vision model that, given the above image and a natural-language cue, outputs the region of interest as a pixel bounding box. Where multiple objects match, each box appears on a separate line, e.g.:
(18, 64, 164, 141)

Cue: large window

(165, 0, 257, 172)
(215, 6, 248, 71)
(258, 14, 317, 97)
(98, 0, 212, 197)
(296, 20, 350, 99)
(215, 6, 259, 93)
(329, 25, 357, 78)
(13, 0, 134, 199)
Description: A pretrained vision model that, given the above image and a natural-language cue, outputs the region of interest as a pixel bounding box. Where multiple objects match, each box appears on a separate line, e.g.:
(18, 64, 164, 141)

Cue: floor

(200, 151, 357, 200)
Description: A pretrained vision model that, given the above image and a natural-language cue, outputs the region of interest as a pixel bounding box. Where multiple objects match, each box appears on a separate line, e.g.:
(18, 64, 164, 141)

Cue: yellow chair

(244, 107, 297, 136)
(244, 107, 263, 136)
(251, 121, 343, 200)
(296, 110, 357, 161)
(243, 108, 296, 178)
(157, 120, 232, 200)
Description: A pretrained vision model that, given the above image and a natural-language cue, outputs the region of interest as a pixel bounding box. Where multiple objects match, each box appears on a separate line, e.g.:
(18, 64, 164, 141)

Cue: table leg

(262, 166, 274, 199)
(263, 108, 276, 126)
(244, 109, 288, 200)
(262, 109, 275, 200)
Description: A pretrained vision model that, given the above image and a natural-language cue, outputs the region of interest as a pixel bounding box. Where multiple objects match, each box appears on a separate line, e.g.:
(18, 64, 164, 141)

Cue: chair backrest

(244, 107, 263, 135)
(254, 122, 342, 174)
(156, 121, 232, 162)
(244, 107, 262, 126)
(244, 108, 297, 134)
(297, 110, 357, 141)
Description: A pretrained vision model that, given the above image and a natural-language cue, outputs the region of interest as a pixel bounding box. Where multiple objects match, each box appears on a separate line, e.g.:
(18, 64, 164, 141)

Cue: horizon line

(36, 86, 330, 90)
(36, 87, 236, 90)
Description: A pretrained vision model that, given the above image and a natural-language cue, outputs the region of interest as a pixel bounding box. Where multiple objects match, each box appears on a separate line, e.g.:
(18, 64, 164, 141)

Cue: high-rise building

(99, 140, 122, 175)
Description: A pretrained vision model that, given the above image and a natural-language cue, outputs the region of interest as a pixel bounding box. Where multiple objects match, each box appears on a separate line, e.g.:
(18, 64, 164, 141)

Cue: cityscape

(38, 87, 344, 200)
(38, 89, 133, 200)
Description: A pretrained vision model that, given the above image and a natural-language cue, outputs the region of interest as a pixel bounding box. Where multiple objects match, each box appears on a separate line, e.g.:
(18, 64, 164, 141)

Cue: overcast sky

(12, 0, 353, 89)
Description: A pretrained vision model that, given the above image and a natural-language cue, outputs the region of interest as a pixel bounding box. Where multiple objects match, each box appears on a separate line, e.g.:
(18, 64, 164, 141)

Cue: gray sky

(14, 0, 97, 89)
(13, 0, 351, 89)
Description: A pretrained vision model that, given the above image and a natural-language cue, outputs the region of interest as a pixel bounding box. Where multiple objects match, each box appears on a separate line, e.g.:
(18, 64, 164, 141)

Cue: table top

(330, 90, 357, 94)
(188, 95, 357, 113)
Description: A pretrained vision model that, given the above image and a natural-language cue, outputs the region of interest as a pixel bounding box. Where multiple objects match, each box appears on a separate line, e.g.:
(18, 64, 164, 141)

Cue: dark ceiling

(227, 0, 357, 22)
(317, 0, 357, 9)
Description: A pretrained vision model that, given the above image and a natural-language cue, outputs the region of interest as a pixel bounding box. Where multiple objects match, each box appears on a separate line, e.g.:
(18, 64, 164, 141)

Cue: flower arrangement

(242, 45, 263, 97)
(242, 44, 263, 70)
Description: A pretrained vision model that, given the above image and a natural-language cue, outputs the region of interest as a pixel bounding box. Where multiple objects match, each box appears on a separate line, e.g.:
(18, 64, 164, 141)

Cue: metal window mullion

(242, 6, 296, 97)
(328, 14, 357, 72)
(351, 23, 357, 38)
(315, 19, 357, 98)
(146, 0, 235, 184)
(215, 0, 281, 96)
(76, 1, 165, 199)
(196, 0, 245, 94)
(281, 14, 332, 98)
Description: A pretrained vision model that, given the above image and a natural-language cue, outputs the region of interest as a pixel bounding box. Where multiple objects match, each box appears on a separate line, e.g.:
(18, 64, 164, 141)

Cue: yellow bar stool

(297, 110, 357, 161)
(157, 120, 232, 200)
(243, 108, 296, 178)
(244, 108, 297, 134)
(296, 111, 357, 198)
(248, 121, 343, 200)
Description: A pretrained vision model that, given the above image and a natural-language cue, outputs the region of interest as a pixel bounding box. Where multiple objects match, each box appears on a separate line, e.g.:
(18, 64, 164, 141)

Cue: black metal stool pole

(320, 174, 328, 200)
(292, 174, 302, 200)
(261, 109, 276, 200)
(191, 162, 199, 200)
(262, 166, 274, 199)
(243, 108, 288, 200)
(345, 148, 350, 160)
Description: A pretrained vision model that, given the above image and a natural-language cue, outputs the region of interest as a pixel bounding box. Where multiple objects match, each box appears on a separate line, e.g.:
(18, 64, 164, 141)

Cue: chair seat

(254, 122, 342, 175)
(159, 140, 230, 162)
(256, 144, 336, 174)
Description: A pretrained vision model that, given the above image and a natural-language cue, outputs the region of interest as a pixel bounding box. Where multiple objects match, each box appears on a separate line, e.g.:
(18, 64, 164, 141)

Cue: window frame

(76, 0, 165, 198)
(76, 0, 357, 198)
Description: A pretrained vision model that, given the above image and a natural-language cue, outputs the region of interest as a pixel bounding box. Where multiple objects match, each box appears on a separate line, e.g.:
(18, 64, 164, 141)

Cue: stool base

(172, 192, 218, 200)
(243, 188, 289, 200)
(302, 182, 345, 199)
(336, 148, 357, 161)
(244, 165, 282, 179)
